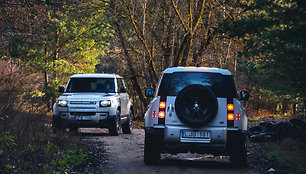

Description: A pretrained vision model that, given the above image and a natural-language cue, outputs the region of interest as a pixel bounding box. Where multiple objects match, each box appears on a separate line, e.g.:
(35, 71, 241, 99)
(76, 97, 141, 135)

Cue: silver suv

(144, 67, 249, 165)
(52, 73, 133, 135)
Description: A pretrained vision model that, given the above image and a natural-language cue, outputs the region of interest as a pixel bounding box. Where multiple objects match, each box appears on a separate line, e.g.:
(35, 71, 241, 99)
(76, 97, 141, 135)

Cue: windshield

(157, 72, 238, 98)
(65, 78, 115, 93)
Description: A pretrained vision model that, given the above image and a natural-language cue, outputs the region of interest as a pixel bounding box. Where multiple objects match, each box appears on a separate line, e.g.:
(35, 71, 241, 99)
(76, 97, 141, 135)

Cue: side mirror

(119, 86, 126, 93)
(58, 86, 65, 93)
(145, 88, 154, 97)
(240, 90, 250, 101)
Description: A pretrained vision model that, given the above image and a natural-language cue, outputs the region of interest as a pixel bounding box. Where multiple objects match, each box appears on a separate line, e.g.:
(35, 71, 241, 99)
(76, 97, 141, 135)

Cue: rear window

(157, 72, 238, 98)
(66, 78, 115, 93)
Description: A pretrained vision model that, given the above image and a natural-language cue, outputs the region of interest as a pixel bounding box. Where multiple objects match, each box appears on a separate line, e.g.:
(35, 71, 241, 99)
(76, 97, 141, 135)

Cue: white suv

(52, 73, 133, 135)
(144, 67, 249, 165)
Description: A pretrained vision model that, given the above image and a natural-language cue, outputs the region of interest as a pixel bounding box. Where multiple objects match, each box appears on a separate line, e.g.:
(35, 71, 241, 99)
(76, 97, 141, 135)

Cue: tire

(69, 127, 79, 135)
(175, 84, 218, 127)
(229, 133, 247, 166)
(109, 111, 121, 136)
(52, 116, 65, 133)
(144, 133, 160, 165)
(122, 110, 133, 134)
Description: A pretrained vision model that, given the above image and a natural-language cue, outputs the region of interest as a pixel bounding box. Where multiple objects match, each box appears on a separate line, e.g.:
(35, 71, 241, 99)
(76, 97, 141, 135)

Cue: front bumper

(54, 111, 116, 128)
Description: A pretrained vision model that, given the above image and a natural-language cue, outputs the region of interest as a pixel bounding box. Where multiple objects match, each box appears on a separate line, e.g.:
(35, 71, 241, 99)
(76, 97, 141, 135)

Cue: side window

(116, 78, 124, 91)
(121, 79, 126, 88)
(155, 73, 164, 97)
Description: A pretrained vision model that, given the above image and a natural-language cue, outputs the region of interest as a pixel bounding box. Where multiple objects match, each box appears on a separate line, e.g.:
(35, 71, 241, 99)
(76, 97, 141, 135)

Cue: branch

(170, 0, 188, 32)
(192, 0, 206, 34)
(122, 0, 158, 82)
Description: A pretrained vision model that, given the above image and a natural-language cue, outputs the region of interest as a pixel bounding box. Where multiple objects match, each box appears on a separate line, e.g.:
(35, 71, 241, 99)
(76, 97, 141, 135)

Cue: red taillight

(227, 104, 234, 111)
(159, 102, 166, 109)
(158, 98, 166, 124)
(227, 98, 234, 127)
(152, 111, 156, 118)
(227, 113, 234, 120)
(158, 111, 165, 118)
(236, 113, 240, 120)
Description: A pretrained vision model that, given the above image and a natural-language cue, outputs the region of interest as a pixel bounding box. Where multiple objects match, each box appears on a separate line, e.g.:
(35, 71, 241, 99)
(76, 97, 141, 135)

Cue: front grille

(70, 112, 96, 116)
(70, 101, 96, 105)
(69, 107, 96, 109)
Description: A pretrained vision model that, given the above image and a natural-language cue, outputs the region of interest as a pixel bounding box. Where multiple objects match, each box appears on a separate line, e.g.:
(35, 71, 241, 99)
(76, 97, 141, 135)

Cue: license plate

(181, 130, 210, 139)
(73, 116, 91, 120)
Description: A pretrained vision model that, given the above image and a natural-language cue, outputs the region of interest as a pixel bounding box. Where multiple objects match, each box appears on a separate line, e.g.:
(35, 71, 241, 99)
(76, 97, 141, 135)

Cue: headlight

(100, 100, 111, 107)
(58, 100, 68, 107)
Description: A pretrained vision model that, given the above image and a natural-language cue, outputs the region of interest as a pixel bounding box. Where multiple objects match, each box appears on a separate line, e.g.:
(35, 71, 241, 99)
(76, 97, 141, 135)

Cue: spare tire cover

(175, 84, 218, 127)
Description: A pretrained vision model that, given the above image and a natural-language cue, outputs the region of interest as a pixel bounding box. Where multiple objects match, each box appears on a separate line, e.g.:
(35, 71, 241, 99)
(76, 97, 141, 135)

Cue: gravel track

(76, 128, 249, 174)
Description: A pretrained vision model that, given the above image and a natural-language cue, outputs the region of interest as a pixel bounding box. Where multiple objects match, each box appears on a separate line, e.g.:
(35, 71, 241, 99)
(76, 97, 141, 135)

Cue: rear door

(158, 72, 236, 128)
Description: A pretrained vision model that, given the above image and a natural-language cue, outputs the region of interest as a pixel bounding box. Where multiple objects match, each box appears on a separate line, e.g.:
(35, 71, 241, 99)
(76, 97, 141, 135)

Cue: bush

(0, 60, 86, 173)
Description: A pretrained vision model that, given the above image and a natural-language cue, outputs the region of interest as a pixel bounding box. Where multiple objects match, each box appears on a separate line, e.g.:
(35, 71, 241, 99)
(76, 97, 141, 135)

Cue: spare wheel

(175, 84, 218, 127)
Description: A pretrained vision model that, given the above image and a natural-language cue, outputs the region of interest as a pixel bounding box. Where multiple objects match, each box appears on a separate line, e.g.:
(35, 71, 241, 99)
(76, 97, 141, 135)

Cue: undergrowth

(0, 111, 86, 173)
(263, 139, 306, 174)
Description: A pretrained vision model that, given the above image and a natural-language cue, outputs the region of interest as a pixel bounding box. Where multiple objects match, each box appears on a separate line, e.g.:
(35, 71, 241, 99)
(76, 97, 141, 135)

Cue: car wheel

(52, 116, 65, 133)
(122, 110, 133, 134)
(69, 127, 79, 135)
(109, 111, 121, 136)
(144, 133, 160, 165)
(175, 84, 218, 127)
(229, 134, 247, 166)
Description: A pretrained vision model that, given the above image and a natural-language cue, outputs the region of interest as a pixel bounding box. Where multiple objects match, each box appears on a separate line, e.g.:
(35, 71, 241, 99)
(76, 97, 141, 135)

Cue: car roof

(163, 67, 232, 75)
(70, 73, 122, 78)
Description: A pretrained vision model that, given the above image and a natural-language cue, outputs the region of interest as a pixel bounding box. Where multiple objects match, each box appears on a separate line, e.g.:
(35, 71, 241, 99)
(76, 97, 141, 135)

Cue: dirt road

(78, 128, 249, 174)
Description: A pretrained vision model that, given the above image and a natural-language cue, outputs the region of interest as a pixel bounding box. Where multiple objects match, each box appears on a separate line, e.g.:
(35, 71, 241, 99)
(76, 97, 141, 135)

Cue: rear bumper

(164, 125, 226, 144)
(145, 125, 245, 155)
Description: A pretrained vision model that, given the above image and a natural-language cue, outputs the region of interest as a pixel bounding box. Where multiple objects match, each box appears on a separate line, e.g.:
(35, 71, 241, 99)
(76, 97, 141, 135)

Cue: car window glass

(117, 78, 124, 90)
(158, 72, 237, 98)
(66, 78, 115, 93)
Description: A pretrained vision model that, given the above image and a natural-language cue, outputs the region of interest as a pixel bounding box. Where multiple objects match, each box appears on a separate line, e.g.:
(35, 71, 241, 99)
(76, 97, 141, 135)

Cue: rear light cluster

(227, 104, 234, 121)
(158, 102, 166, 119)
(227, 99, 241, 127)
(227, 99, 235, 127)
(152, 97, 166, 124)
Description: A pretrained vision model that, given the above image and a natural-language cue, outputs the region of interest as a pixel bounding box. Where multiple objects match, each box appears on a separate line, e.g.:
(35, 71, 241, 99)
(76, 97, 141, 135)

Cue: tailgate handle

(167, 104, 174, 113)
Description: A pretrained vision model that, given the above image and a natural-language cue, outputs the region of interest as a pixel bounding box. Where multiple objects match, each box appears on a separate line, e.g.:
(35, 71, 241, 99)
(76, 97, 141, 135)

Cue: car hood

(58, 93, 116, 101)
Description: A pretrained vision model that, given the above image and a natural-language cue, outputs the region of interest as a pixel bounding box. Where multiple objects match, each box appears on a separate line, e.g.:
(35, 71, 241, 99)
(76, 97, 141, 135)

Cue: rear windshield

(66, 78, 115, 93)
(157, 72, 238, 98)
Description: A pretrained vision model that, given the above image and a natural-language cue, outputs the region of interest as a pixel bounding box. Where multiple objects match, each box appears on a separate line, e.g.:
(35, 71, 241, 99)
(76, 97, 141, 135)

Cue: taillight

(159, 102, 166, 109)
(227, 98, 234, 127)
(227, 104, 234, 111)
(227, 113, 234, 120)
(158, 111, 165, 118)
(152, 111, 156, 118)
(158, 97, 166, 124)
(236, 113, 240, 120)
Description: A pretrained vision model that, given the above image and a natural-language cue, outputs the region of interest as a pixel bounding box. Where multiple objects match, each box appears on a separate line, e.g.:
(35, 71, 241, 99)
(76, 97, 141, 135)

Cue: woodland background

(1, 0, 305, 119)
(0, 0, 305, 172)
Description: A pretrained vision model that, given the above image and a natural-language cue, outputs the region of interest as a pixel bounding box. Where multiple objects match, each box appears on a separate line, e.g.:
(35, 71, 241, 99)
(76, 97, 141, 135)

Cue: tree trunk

(113, 20, 147, 113)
